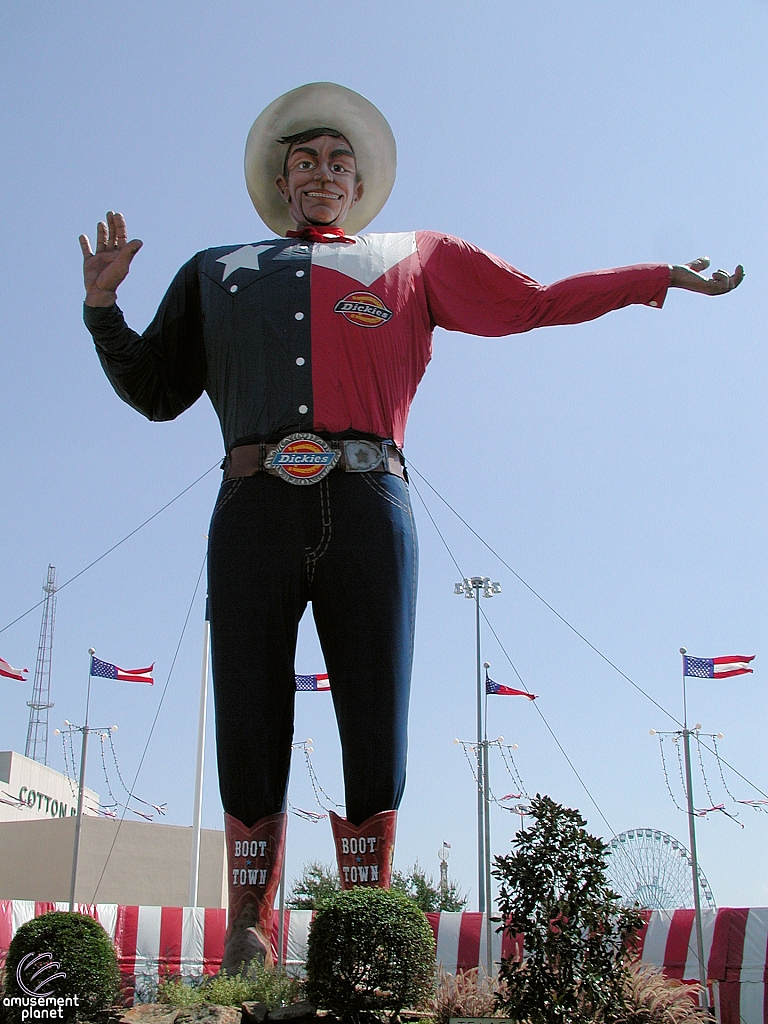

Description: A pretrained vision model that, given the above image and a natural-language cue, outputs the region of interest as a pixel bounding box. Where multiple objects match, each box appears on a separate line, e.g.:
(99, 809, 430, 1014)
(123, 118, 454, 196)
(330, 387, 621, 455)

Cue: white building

(0, 750, 99, 822)
(0, 750, 227, 906)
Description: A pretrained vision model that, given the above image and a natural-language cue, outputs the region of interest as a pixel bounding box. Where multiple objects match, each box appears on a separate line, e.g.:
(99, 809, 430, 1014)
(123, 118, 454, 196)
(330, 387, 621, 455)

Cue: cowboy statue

(80, 83, 743, 972)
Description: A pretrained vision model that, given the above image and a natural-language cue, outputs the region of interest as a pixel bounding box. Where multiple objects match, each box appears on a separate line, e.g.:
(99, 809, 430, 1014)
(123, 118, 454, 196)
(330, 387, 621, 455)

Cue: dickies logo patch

(334, 291, 393, 328)
(265, 433, 340, 485)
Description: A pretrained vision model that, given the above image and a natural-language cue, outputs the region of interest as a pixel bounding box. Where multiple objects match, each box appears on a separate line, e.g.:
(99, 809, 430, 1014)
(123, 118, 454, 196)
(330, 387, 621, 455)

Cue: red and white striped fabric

(634, 907, 768, 1024)
(1, 904, 767, 1023)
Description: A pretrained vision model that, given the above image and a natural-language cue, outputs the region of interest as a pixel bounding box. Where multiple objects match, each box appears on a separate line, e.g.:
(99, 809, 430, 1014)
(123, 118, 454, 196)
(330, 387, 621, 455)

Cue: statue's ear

(275, 176, 290, 203)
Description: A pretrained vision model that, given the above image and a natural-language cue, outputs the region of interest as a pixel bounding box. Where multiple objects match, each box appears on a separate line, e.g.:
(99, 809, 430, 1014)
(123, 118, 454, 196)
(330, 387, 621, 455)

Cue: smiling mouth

(304, 191, 342, 201)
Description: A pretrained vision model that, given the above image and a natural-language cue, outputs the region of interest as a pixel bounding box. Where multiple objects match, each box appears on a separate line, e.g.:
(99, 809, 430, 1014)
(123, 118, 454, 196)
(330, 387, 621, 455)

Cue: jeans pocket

(360, 472, 412, 514)
(212, 478, 243, 518)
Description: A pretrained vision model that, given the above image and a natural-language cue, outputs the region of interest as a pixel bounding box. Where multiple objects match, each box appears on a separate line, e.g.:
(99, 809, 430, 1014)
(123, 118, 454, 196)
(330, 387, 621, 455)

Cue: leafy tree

(287, 860, 340, 909)
(288, 860, 468, 913)
(392, 862, 468, 912)
(493, 794, 643, 1024)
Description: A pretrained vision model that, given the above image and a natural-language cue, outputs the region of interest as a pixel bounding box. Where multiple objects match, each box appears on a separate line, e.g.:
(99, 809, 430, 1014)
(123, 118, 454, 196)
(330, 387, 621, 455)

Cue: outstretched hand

(670, 256, 744, 295)
(80, 211, 143, 307)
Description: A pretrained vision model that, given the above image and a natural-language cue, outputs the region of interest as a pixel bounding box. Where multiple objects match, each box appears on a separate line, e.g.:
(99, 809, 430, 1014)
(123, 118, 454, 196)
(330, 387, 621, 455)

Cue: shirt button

(294, 312, 305, 320)
(229, 284, 238, 293)
(298, 404, 308, 414)
(296, 357, 305, 366)
(649, 300, 658, 307)
(295, 270, 305, 278)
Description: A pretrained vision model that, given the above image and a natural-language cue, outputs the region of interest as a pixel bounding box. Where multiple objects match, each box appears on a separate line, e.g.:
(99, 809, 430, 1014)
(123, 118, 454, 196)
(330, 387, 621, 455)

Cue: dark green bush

(4, 911, 121, 1020)
(305, 887, 436, 1022)
(493, 795, 643, 1024)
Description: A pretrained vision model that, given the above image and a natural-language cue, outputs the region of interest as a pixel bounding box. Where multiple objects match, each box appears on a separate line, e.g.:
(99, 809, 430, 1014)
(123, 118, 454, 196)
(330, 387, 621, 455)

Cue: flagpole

(679, 647, 708, 1006)
(474, 585, 485, 917)
(69, 648, 94, 912)
(482, 662, 493, 976)
(188, 598, 210, 908)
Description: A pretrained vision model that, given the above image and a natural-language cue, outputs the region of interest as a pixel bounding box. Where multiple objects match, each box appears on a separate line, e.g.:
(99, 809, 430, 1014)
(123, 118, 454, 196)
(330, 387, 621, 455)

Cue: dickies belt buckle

(266, 433, 340, 485)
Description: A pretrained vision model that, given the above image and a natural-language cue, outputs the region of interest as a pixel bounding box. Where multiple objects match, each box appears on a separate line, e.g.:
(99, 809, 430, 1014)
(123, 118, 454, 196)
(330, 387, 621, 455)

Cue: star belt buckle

(266, 433, 340, 485)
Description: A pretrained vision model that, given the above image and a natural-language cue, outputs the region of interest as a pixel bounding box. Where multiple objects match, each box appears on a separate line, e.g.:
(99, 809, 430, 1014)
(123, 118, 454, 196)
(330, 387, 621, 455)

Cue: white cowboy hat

(244, 82, 396, 236)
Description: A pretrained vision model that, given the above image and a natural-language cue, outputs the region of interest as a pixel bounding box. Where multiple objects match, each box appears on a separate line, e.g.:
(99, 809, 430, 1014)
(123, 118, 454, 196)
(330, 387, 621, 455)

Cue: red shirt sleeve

(416, 231, 670, 336)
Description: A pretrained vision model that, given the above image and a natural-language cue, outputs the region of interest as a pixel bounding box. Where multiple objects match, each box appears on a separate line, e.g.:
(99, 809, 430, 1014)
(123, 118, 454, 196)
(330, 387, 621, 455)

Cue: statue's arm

(81, 212, 206, 421)
(416, 233, 743, 337)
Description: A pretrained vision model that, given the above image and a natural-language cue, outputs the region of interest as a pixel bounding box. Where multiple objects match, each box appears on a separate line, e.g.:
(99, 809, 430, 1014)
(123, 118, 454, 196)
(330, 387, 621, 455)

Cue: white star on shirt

(217, 244, 275, 281)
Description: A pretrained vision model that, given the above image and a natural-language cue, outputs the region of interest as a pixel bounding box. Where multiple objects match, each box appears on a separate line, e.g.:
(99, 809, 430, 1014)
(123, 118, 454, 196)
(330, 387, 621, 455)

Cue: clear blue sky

(0, 1, 765, 909)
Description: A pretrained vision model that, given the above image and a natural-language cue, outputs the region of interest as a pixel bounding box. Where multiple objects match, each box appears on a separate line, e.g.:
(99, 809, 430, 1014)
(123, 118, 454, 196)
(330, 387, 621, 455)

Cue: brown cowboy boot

(220, 811, 287, 974)
(330, 809, 397, 889)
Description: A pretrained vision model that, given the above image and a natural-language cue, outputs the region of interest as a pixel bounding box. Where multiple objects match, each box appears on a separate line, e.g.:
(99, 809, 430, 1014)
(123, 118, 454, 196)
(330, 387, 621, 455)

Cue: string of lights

(657, 735, 686, 813)
(294, 741, 343, 813)
(105, 730, 167, 817)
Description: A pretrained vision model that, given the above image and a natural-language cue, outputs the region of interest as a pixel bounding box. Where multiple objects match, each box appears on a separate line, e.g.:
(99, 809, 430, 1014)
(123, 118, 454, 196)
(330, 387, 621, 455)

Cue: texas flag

(90, 656, 154, 684)
(485, 670, 537, 700)
(683, 654, 755, 679)
(295, 672, 330, 691)
(0, 656, 28, 681)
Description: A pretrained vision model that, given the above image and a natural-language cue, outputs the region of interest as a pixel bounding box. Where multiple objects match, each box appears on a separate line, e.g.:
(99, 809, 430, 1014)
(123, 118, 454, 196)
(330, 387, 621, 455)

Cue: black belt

(224, 434, 406, 484)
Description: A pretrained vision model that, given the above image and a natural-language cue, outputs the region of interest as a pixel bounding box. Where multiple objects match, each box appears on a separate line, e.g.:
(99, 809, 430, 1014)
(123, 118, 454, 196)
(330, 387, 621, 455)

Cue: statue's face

(275, 134, 364, 229)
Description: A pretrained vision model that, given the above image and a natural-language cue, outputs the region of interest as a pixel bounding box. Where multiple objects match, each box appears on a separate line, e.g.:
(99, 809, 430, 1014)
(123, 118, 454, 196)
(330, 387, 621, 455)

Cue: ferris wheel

(605, 828, 716, 911)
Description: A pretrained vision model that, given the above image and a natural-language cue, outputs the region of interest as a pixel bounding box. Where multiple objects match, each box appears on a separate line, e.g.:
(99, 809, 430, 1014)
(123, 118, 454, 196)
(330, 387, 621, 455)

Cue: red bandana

(286, 226, 355, 244)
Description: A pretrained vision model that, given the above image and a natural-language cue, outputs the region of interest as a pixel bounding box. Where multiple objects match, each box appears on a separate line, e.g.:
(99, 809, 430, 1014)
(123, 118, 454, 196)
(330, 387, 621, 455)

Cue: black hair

(277, 127, 355, 177)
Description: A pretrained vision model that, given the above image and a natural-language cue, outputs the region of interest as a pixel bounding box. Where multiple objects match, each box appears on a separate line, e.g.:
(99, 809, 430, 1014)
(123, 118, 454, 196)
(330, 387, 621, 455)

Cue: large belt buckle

(265, 433, 340, 485)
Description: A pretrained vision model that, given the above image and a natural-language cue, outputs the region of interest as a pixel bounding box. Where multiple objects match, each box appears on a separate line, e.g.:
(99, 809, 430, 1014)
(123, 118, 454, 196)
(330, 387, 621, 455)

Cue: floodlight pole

(680, 648, 708, 1006)
(454, 575, 500, 975)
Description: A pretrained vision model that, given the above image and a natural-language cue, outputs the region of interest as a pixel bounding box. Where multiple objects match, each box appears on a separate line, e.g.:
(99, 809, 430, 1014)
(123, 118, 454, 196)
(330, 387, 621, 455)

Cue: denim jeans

(207, 469, 418, 827)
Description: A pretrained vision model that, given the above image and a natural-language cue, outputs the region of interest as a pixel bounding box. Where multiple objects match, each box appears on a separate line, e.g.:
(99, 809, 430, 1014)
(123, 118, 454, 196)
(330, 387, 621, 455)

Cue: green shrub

(305, 887, 436, 1022)
(3, 911, 120, 1020)
(157, 963, 302, 1008)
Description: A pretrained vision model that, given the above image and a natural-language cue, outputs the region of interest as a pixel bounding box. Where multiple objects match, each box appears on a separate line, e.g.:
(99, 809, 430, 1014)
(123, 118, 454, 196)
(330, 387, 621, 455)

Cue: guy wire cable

(0, 460, 221, 637)
(410, 462, 768, 803)
(89, 549, 208, 903)
(408, 461, 681, 729)
(410, 476, 615, 837)
(478, 604, 615, 836)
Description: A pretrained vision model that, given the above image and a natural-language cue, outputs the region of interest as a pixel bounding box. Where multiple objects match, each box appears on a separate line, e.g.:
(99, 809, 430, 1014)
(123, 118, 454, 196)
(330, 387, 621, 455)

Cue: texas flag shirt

(85, 232, 670, 451)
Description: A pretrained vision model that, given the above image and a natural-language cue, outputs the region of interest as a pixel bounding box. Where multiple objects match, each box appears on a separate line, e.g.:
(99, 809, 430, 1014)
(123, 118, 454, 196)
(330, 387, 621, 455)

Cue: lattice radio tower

(25, 564, 57, 764)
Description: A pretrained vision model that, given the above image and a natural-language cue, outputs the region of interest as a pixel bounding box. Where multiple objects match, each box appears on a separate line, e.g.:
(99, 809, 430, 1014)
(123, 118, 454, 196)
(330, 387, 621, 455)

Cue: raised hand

(670, 256, 744, 295)
(79, 211, 143, 307)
